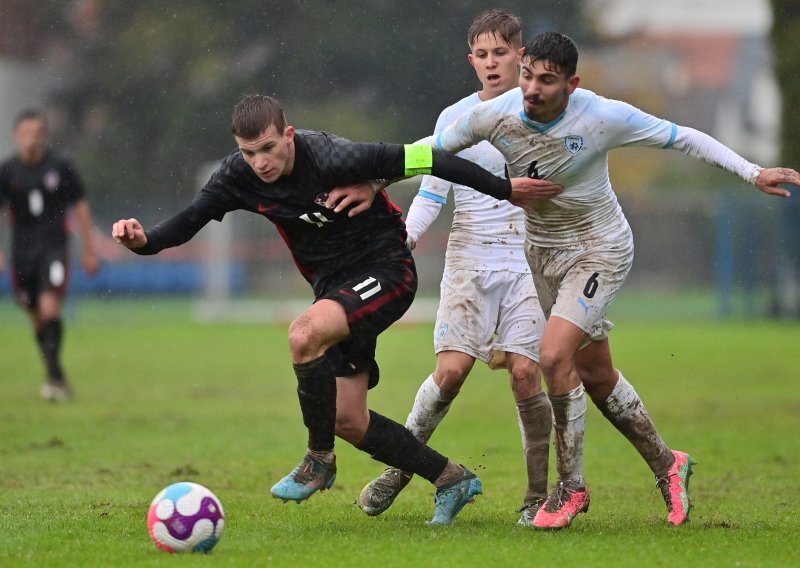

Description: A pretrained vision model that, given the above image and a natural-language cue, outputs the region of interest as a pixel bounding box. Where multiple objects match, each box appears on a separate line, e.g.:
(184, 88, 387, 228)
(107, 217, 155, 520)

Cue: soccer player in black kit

(0, 109, 99, 401)
(112, 94, 562, 525)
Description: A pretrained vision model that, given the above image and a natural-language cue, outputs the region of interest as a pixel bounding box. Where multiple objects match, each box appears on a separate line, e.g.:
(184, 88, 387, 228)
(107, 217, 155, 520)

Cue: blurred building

(579, 0, 789, 317)
(0, 62, 48, 158)
(584, 0, 778, 165)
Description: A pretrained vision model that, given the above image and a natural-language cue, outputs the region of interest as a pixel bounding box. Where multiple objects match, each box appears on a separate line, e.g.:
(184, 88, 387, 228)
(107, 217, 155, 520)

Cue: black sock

(293, 355, 337, 452)
(357, 410, 448, 483)
(37, 319, 64, 381)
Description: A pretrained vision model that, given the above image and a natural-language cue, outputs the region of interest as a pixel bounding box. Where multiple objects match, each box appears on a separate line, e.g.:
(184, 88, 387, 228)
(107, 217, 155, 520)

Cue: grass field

(1, 296, 799, 567)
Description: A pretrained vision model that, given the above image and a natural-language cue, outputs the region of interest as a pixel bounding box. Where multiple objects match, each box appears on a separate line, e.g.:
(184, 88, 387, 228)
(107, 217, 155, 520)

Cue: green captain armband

(404, 144, 433, 176)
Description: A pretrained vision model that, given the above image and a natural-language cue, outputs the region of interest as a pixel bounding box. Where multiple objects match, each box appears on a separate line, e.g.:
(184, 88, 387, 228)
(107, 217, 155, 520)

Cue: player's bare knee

(538, 347, 571, 379)
(508, 356, 539, 381)
(433, 365, 469, 395)
(508, 360, 543, 396)
(37, 295, 62, 321)
(335, 410, 367, 444)
(287, 317, 325, 362)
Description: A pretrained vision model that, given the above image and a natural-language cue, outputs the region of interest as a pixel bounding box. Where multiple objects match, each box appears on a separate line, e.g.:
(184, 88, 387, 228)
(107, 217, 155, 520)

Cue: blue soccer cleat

(270, 453, 336, 503)
(428, 467, 482, 525)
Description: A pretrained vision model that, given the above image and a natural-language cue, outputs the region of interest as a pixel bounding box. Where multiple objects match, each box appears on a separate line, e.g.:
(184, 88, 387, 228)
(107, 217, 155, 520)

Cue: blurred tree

(771, 0, 800, 166)
(769, 0, 800, 317)
(1, 0, 584, 213)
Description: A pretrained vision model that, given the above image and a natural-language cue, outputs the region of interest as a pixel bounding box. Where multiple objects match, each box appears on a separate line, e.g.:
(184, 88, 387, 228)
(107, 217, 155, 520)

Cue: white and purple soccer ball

(147, 482, 225, 554)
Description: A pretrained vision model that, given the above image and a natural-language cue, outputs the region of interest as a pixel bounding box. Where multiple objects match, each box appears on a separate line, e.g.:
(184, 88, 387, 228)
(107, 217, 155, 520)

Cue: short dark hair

(523, 32, 578, 78)
(230, 95, 287, 139)
(467, 9, 522, 48)
(14, 108, 47, 130)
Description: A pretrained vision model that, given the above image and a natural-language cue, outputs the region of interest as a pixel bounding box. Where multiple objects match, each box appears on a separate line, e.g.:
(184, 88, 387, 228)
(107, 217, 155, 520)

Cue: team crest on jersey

(563, 135, 583, 155)
(314, 192, 329, 207)
(44, 170, 60, 191)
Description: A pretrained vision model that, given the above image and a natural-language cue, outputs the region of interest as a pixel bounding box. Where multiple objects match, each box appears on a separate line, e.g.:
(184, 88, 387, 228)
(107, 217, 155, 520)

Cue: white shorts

(433, 268, 544, 363)
(525, 240, 634, 342)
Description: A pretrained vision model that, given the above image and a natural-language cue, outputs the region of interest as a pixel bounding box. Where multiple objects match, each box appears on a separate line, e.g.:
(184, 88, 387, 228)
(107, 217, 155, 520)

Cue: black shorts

(314, 251, 417, 389)
(12, 249, 70, 309)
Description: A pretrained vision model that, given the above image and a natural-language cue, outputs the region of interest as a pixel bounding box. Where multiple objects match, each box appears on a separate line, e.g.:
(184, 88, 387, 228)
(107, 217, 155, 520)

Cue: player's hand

(111, 218, 148, 249)
(83, 250, 100, 277)
(755, 167, 800, 198)
(406, 236, 417, 251)
(508, 177, 563, 208)
(325, 182, 376, 217)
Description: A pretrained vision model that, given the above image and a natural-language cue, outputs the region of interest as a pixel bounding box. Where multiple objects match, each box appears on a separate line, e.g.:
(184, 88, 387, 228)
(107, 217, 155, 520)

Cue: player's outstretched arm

(112, 218, 148, 250)
(754, 167, 800, 198)
(325, 145, 565, 216)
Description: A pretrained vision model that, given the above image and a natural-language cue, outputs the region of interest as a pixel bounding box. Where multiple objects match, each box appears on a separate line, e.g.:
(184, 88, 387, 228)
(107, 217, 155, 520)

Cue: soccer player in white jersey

(427, 31, 800, 529)
(356, 10, 558, 527)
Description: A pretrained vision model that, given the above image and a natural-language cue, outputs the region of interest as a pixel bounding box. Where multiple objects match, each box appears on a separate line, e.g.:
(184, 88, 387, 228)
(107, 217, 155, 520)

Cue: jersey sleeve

(406, 106, 456, 242)
(314, 133, 511, 199)
(596, 98, 677, 149)
(312, 133, 408, 183)
(416, 108, 456, 202)
(404, 192, 443, 244)
(597, 98, 762, 184)
(669, 126, 762, 184)
(431, 104, 495, 155)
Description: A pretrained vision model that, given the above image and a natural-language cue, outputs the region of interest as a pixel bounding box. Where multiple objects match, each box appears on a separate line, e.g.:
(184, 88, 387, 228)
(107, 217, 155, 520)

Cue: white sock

(549, 384, 587, 487)
(405, 374, 455, 444)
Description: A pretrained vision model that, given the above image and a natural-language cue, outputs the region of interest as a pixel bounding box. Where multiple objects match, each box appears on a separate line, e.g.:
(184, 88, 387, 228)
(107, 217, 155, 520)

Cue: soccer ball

(147, 482, 225, 554)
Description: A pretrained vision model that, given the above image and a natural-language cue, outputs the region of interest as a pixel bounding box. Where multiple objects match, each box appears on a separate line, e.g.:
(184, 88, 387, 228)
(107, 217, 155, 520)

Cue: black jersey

(136, 130, 513, 285)
(0, 151, 85, 258)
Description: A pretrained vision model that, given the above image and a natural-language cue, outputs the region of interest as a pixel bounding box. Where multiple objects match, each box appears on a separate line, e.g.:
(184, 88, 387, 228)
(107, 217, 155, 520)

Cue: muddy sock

(517, 391, 553, 502)
(405, 374, 455, 443)
(594, 372, 674, 478)
(550, 384, 587, 487)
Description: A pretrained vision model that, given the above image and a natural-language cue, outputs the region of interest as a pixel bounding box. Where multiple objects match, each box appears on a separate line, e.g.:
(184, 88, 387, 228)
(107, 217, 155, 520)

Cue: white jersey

(434, 87, 763, 249)
(407, 92, 529, 272)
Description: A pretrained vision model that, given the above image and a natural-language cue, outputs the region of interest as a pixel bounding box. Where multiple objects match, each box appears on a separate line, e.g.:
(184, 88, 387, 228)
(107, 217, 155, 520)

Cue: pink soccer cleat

(532, 481, 590, 529)
(656, 450, 697, 525)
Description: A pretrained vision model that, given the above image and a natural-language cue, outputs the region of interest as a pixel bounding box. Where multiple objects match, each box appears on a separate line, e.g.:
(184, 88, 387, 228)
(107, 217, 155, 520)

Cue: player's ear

(516, 46, 524, 63)
(284, 125, 295, 143)
(567, 74, 581, 94)
(467, 52, 476, 70)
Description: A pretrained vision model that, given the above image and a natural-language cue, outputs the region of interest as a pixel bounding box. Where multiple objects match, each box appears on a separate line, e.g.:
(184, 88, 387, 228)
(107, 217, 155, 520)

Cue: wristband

(749, 166, 764, 185)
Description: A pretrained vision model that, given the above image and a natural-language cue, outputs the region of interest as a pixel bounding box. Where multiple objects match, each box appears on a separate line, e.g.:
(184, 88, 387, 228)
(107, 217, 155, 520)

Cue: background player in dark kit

(0, 109, 99, 401)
